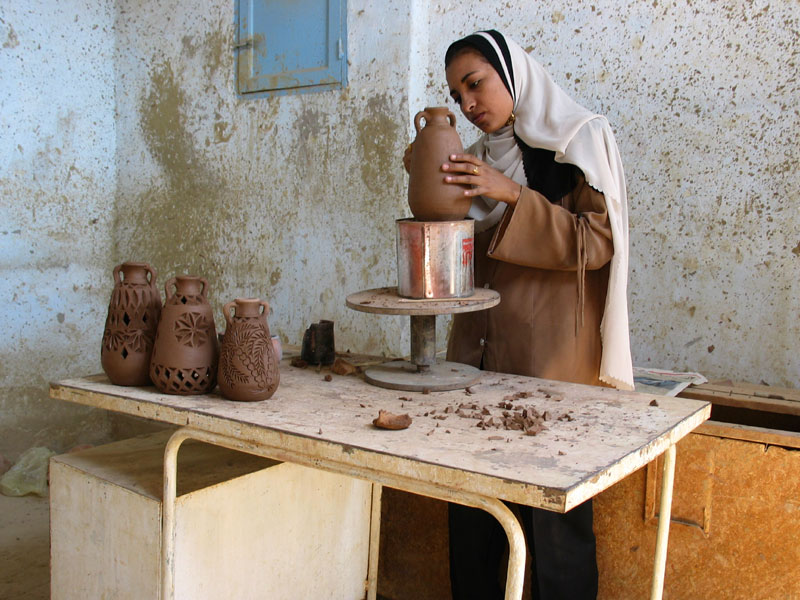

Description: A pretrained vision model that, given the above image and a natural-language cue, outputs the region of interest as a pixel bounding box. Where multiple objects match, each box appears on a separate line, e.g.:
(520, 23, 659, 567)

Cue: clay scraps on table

(462, 401, 548, 436)
(418, 391, 575, 437)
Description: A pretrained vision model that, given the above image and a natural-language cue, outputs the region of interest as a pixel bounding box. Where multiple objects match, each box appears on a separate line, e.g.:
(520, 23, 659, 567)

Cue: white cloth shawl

(466, 31, 634, 391)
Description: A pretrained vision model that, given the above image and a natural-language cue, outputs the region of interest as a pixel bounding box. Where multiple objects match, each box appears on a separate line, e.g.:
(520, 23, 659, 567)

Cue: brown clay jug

(101, 262, 162, 386)
(218, 298, 280, 402)
(407, 106, 471, 221)
(149, 275, 218, 395)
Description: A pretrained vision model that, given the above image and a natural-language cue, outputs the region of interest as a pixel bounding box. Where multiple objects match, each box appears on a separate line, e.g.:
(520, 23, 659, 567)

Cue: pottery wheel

(345, 287, 500, 392)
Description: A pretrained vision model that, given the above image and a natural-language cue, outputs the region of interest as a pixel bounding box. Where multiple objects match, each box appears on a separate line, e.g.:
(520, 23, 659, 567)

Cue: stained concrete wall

(1, 0, 797, 459)
(1, 1, 118, 458)
(417, 1, 799, 387)
(111, 0, 414, 358)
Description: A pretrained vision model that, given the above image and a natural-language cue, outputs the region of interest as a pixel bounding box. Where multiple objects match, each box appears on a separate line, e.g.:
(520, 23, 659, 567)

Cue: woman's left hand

(442, 154, 523, 206)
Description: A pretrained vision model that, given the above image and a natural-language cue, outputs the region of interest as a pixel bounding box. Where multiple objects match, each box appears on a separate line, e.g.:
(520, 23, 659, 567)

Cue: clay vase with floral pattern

(101, 262, 162, 386)
(407, 106, 471, 221)
(218, 298, 280, 402)
(149, 275, 218, 395)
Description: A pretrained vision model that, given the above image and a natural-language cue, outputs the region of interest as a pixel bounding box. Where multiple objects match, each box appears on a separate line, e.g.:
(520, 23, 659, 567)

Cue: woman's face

(445, 48, 514, 134)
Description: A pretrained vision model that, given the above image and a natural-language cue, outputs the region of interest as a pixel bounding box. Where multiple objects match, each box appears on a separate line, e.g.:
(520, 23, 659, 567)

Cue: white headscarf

(458, 30, 634, 391)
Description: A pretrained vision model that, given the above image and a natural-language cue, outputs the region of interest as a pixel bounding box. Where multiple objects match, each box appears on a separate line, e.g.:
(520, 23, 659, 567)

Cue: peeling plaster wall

(0, 1, 118, 459)
(419, 1, 799, 387)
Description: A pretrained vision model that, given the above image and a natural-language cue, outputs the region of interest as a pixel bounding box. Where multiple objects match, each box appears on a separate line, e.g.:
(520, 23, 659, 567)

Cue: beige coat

(446, 173, 614, 386)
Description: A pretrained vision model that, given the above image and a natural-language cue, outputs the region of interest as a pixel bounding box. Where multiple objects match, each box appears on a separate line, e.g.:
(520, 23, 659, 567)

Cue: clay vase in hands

(218, 298, 280, 402)
(149, 275, 218, 395)
(101, 262, 162, 386)
(407, 107, 471, 221)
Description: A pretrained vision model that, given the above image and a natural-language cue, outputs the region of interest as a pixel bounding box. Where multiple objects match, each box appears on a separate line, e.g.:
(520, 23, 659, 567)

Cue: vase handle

(145, 264, 157, 285)
(199, 277, 209, 299)
(260, 300, 273, 340)
(413, 109, 430, 135)
(259, 300, 269, 334)
(223, 301, 236, 328)
(164, 276, 176, 301)
(112, 264, 122, 285)
(446, 109, 457, 128)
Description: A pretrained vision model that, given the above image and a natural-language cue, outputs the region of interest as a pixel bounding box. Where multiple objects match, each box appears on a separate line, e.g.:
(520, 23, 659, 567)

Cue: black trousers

(448, 500, 598, 600)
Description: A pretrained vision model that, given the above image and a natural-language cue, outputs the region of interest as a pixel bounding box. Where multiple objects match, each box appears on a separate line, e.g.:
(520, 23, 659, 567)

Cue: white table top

(51, 359, 709, 512)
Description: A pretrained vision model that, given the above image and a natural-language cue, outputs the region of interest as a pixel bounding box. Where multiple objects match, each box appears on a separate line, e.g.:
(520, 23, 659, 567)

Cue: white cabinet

(50, 431, 373, 599)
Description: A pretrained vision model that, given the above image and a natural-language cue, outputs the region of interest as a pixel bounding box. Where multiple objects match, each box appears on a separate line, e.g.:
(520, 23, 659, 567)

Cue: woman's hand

(442, 154, 523, 206)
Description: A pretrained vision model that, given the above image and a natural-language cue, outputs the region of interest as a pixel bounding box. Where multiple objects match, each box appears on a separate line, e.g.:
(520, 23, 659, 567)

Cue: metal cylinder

(396, 218, 474, 299)
(410, 315, 436, 370)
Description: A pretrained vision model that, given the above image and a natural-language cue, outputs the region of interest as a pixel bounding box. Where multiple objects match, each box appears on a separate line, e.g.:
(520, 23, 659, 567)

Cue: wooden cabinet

(595, 381, 800, 599)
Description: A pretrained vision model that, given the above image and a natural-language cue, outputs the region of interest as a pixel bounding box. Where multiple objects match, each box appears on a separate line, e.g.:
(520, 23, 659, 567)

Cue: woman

(411, 30, 635, 599)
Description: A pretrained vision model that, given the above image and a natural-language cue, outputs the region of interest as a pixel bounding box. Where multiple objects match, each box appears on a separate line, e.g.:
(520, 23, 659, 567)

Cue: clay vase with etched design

(149, 275, 218, 395)
(407, 106, 471, 221)
(217, 298, 280, 402)
(101, 262, 162, 386)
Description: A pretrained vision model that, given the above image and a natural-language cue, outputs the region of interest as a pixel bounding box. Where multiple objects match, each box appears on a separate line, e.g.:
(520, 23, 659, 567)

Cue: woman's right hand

(402, 142, 413, 174)
(443, 153, 523, 206)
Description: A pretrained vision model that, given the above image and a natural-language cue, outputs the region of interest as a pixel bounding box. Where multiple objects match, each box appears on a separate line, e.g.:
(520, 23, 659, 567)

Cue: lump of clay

(331, 357, 357, 376)
(0, 446, 57, 497)
(373, 410, 412, 430)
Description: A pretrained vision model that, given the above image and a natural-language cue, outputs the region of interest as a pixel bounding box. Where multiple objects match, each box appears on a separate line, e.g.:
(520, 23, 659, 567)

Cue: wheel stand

(345, 287, 500, 392)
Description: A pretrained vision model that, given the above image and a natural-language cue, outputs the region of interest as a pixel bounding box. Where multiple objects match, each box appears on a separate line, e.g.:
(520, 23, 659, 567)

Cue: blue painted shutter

(237, 0, 347, 95)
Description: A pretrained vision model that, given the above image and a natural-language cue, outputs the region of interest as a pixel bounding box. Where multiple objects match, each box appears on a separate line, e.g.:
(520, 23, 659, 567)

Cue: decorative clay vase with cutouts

(101, 262, 162, 386)
(218, 298, 280, 402)
(149, 275, 218, 395)
(407, 106, 471, 221)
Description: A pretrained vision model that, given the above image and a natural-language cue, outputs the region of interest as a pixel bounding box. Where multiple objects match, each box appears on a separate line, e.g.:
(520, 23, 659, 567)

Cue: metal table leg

(361, 477, 525, 600)
(161, 429, 192, 600)
(366, 483, 382, 600)
(474, 494, 526, 600)
(650, 443, 677, 600)
(160, 427, 527, 600)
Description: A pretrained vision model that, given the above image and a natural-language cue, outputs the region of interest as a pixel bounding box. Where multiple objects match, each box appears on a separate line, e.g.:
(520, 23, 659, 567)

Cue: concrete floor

(0, 494, 50, 600)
